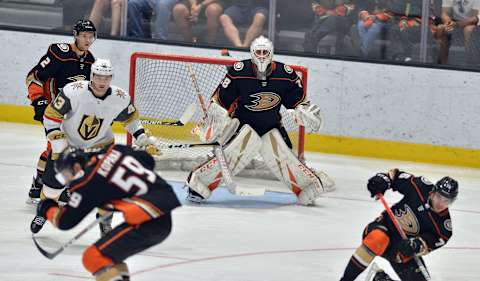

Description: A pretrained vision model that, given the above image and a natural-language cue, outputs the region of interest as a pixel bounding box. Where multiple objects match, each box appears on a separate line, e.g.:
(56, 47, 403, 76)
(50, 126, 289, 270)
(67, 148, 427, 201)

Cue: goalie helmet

(250, 35, 273, 79)
(433, 176, 458, 201)
(91, 58, 114, 78)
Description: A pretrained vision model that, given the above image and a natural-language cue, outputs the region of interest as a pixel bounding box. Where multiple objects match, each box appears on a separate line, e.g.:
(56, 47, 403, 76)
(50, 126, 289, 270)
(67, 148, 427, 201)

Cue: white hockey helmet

(250, 35, 273, 75)
(91, 58, 114, 79)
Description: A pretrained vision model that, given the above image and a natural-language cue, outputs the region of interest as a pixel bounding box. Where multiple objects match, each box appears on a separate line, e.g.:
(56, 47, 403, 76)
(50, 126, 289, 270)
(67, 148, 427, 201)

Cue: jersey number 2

(111, 156, 156, 196)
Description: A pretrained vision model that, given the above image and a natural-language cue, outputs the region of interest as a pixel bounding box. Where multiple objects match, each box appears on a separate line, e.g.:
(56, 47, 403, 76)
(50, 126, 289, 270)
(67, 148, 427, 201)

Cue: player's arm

(26, 45, 63, 100)
(39, 189, 99, 230)
(43, 90, 72, 159)
(281, 66, 323, 132)
(195, 71, 240, 144)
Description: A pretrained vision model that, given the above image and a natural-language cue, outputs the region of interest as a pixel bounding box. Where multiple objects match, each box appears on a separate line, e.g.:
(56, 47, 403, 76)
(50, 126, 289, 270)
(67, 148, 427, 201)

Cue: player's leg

(219, 5, 243, 47)
(390, 257, 429, 281)
(96, 208, 113, 237)
(186, 124, 261, 202)
(172, 1, 194, 42)
(204, 2, 223, 43)
(30, 152, 68, 233)
(242, 7, 267, 48)
(26, 149, 49, 204)
(83, 214, 173, 280)
(259, 128, 334, 205)
(340, 221, 391, 281)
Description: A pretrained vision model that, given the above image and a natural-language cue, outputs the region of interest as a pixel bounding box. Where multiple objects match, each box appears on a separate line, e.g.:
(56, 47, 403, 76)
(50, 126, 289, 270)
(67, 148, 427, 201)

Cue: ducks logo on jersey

(395, 204, 420, 235)
(245, 92, 281, 112)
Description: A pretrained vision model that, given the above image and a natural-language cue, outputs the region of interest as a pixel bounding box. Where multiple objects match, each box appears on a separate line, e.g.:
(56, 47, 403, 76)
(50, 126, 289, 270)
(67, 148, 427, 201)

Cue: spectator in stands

(354, 0, 391, 58)
(172, 0, 224, 43)
(219, 0, 269, 48)
(127, 0, 178, 39)
(383, 0, 437, 62)
(89, 0, 124, 36)
(303, 0, 354, 54)
(62, 0, 95, 32)
(436, 0, 480, 64)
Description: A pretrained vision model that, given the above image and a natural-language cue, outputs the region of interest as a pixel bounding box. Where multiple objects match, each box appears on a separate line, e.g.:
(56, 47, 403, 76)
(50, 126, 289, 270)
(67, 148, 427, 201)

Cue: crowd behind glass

(3, 0, 480, 68)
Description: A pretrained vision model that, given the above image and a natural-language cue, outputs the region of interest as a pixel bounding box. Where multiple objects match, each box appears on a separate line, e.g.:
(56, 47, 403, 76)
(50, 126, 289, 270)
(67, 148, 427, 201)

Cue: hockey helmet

(250, 35, 273, 76)
(433, 176, 458, 201)
(91, 58, 114, 78)
(73, 19, 97, 37)
(54, 147, 89, 174)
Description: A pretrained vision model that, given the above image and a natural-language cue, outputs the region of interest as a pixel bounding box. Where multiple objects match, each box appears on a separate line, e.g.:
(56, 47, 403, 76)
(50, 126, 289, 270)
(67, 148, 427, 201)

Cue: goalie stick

(140, 102, 196, 126)
(32, 212, 113, 260)
(377, 194, 432, 281)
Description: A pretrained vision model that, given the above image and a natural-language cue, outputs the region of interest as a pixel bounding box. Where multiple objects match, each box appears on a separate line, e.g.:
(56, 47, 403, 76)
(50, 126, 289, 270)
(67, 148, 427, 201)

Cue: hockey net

(128, 52, 306, 179)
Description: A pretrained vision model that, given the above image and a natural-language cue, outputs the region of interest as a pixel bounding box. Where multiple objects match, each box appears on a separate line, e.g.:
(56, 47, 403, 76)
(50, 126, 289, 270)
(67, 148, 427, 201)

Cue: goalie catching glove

(293, 100, 323, 132)
(196, 101, 239, 145)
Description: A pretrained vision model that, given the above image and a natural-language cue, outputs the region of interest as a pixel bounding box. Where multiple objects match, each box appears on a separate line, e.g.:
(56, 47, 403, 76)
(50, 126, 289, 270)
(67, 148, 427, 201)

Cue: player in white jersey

(30, 58, 157, 234)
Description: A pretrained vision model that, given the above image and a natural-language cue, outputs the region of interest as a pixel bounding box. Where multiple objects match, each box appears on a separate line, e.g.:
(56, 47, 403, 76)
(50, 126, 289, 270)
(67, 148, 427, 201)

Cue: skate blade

(26, 198, 40, 205)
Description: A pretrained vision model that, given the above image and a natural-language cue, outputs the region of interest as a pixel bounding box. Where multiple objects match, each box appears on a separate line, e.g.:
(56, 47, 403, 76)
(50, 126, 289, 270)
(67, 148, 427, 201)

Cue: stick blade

(32, 234, 60, 260)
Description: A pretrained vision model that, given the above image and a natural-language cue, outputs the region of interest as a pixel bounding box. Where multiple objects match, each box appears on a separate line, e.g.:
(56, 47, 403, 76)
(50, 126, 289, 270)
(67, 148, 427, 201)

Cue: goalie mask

(250, 35, 273, 80)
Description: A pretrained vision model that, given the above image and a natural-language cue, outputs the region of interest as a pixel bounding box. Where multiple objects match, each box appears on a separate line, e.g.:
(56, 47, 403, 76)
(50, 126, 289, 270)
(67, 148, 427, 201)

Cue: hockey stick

(32, 212, 113, 260)
(140, 103, 196, 126)
(187, 64, 208, 115)
(376, 194, 432, 280)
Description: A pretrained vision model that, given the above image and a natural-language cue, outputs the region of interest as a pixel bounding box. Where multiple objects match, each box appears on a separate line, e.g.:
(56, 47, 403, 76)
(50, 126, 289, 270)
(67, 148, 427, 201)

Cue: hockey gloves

(135, 133, 160, 155)
(367, 173, 391, 198)
(398, 237, 422, 257)
(32, 97, 49, 122)
(37, 199, 58, 218)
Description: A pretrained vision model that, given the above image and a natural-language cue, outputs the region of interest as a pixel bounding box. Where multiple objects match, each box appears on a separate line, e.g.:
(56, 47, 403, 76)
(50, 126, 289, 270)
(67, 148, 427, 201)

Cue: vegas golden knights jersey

(43, 80, 142, 149)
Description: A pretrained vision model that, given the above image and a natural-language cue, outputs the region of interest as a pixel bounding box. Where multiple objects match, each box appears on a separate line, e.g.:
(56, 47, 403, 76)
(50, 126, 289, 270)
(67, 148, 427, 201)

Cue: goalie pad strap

(187, 124, 261, 198)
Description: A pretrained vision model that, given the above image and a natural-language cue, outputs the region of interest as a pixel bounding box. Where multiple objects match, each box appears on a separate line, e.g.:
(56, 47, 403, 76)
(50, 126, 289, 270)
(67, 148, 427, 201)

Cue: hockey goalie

(186, 36, 335, 205)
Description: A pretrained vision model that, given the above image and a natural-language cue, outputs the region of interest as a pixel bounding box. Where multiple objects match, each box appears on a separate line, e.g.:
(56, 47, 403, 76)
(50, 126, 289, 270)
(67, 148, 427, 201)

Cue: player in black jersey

(35, 144, 181, 281)
(340, 169, 458, 281)
(186, 35, 334, 205)
(26, 19, 96, 204)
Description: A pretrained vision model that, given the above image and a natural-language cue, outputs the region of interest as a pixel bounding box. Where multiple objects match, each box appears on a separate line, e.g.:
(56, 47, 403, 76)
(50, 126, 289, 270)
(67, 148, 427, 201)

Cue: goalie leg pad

(187, 124, 261, 198)
(260, 128, 328, 205)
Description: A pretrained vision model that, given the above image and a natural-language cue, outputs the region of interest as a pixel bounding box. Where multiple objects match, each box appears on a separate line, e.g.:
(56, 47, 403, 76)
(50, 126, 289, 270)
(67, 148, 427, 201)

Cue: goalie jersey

(26, 43, 95, 103)
(213, 59, 305, 136)
(43, 80, 143, 148)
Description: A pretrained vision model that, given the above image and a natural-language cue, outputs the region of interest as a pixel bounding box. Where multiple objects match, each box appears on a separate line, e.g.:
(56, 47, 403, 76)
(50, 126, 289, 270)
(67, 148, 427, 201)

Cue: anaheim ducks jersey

(377, 171, 452, 259)
(47, 144, 181, 230)
(43, 80, 142, 149)
(212, 59, 305, 136)
(26, 43, 95, 103)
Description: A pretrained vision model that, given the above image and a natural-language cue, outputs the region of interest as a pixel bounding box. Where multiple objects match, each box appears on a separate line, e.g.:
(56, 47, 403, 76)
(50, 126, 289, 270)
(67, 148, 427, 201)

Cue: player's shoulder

(271, 61, 298, 80)
(48, 43, 76, 59)
(227, 59, 255, 78)
(63, 80, 89, 96)
(110, 85, 130, 102)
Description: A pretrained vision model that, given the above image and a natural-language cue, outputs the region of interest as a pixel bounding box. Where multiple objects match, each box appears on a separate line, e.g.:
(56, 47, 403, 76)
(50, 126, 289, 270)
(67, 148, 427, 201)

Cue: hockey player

(26, 19, 97, 204)
(339, 169, 458, 281)
(35, 144, 181, 281)
(186, 35, 334, 205)
(30, 58, 158, 234)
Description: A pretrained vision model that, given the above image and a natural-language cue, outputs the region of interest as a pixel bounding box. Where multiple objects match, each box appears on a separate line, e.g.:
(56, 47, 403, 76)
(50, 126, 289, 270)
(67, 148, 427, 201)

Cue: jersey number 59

(111, 156, 156, 196)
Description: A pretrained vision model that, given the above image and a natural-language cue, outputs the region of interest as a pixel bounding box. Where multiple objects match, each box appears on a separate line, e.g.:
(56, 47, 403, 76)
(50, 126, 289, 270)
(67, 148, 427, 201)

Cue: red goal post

(127, 51, 306, 159)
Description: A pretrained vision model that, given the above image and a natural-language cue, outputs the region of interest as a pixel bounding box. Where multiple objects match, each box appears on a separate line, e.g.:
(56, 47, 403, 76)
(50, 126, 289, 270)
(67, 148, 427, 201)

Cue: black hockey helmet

(73, 19, 97, 38)
(54, 147, 90, 174)
(433, 176, 458, 201)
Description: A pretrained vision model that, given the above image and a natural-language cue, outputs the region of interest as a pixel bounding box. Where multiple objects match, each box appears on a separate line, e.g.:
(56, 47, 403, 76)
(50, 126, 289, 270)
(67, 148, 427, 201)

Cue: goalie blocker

(186, 35, 334, 205)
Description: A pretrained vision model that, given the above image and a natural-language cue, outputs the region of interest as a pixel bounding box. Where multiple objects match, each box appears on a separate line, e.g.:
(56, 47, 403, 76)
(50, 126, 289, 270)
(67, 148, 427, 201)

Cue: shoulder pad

(49, 43, 74, 59)
(112, 86, 129, 100)
(63, 81, 88, 95)
(228, 59, 254, 77)
(272, 62, 298, 79)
